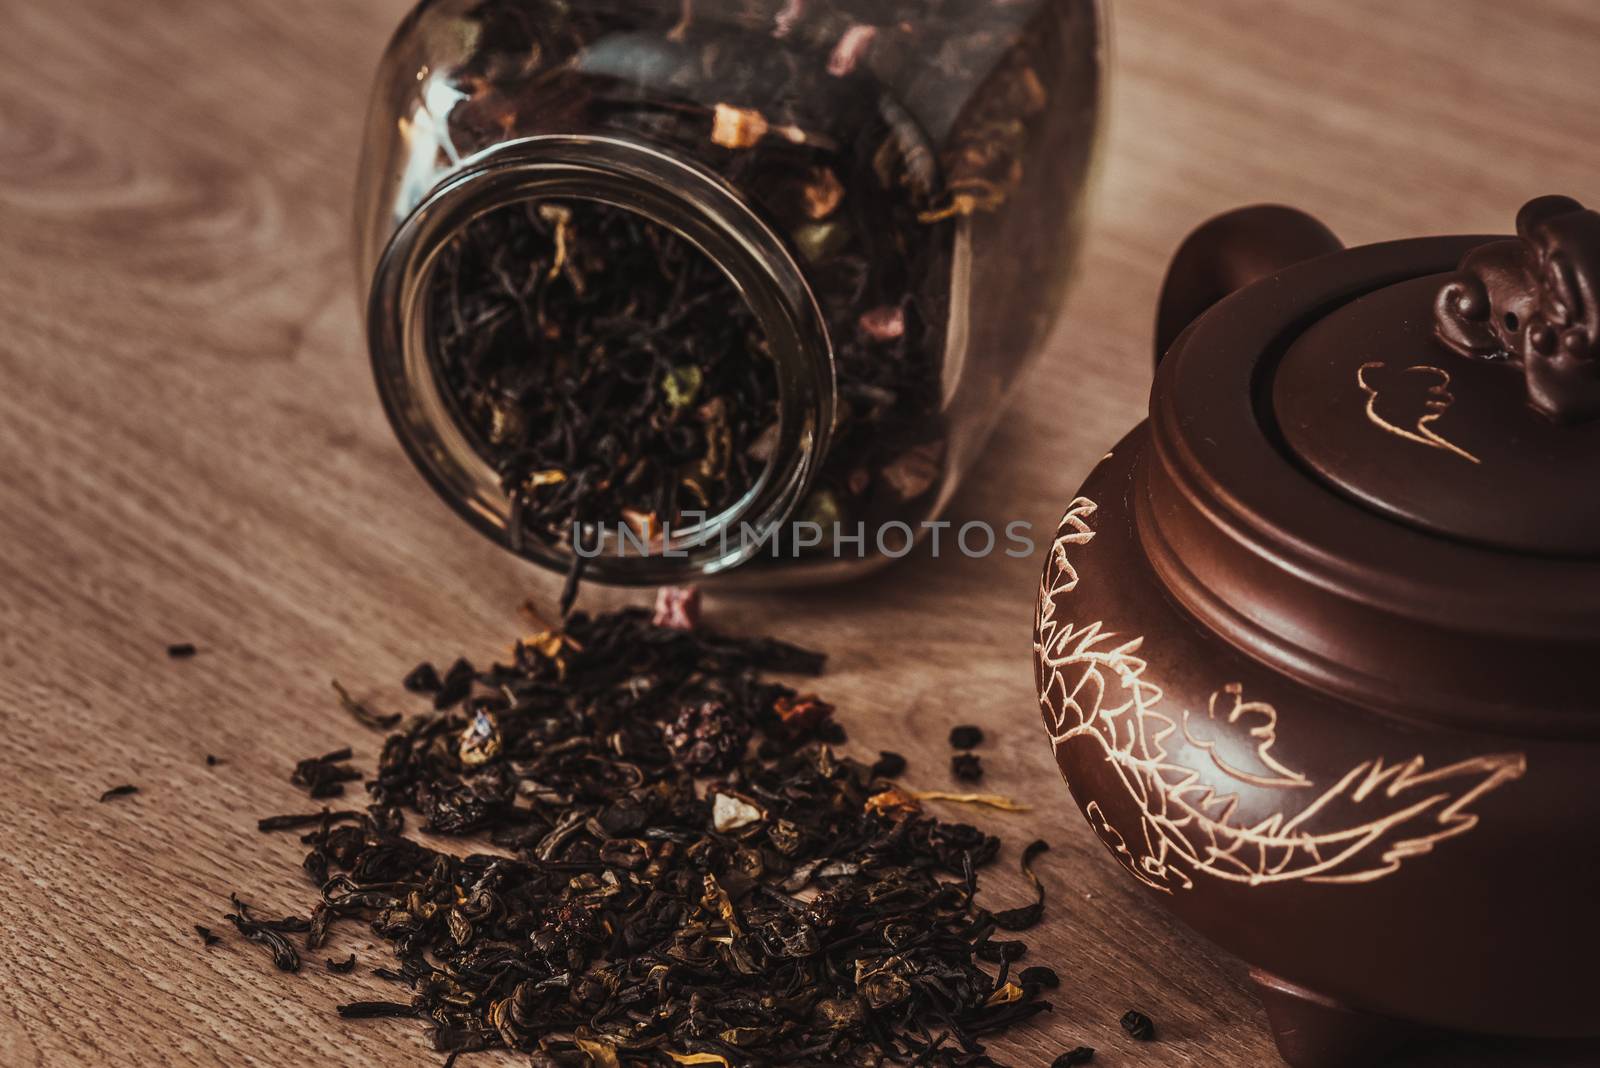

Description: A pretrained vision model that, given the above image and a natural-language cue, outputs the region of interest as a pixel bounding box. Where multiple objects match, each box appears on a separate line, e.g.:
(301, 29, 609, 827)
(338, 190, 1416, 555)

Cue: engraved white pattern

(1034, 497, 1525, 891)
(1357, 361, 1482, 464)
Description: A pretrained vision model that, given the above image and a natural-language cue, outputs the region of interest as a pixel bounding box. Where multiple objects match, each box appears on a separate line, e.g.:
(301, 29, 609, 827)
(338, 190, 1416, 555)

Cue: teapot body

(1035, 208, 1600, 1066)
(1038, 434, 1597, 1044)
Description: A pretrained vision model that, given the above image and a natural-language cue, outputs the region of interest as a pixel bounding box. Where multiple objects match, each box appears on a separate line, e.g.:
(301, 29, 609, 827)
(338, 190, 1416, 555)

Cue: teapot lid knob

(1434, 195, 1600, 423)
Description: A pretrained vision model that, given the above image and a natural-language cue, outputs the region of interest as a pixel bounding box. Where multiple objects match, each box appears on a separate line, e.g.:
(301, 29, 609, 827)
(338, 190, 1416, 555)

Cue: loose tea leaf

(325, 954, 358, 974)
(99, 784, 139, 802)
(224, 895, 303, 973)
(167, 643, 198, 659)
(194, 925, 220, 947)
(872, 750, 908, 778)
(993, 840, 1049, 931)
(289, 748, 361, 800)
(1051, 1048, 1094, 1066)
(257, 810, 362, 833)
(337, 1001, 415, 1020)
(402, 662, 442, 694)
(430, 200, 781, 556)
(1020, 966, 1059, 990)
(332, 680, 402, 731)
(228, 606, 1055, 1065)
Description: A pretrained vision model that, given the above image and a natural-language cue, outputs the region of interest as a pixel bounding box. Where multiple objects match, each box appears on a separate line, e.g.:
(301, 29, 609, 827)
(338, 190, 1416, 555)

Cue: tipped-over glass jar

(357, 0, 1102, 585)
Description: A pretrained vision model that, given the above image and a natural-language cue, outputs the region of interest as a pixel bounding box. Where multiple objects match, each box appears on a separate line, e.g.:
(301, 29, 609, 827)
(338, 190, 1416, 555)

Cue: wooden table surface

(3, 2, 1597, 1065)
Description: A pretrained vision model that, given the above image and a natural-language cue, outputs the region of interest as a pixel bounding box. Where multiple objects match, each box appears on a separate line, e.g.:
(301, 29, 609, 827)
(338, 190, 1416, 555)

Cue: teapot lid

(1143, 197, 1600, 737)
(1273, 205, 1600, 554)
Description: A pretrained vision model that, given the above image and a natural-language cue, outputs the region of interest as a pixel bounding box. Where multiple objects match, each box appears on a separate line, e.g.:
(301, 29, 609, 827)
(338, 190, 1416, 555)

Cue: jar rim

(367, 134, 836, 584)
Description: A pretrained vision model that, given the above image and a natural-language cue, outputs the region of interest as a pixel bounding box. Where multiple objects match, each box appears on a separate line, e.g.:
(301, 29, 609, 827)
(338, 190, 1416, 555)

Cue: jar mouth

(368, 135, 835, 584)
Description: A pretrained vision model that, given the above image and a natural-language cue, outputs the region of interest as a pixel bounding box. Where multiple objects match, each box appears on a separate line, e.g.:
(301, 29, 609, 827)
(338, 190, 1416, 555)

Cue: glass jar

(357, 0, 1103, 585)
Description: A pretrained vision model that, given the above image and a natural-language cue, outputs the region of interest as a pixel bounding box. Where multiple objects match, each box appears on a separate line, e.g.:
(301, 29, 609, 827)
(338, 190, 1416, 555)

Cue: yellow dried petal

(711, 103, 768, 149)
(666, 1054, 731, 1066)
(985, 981, 1025, 1006)
(864, 787, 921, 819)
(905, 789, 1031, 813)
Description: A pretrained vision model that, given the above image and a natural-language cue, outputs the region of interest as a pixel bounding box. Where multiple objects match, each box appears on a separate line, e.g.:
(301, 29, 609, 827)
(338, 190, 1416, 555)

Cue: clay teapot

(1033, 197, 1600, 1066)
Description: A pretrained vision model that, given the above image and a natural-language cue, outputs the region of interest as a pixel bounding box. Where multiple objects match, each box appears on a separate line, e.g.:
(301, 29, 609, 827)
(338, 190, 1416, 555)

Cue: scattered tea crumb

(872, 750, 907, 778)
(952, 752, 984, 782)
(167, 643, 198, 659)
(205, 754, 223, 767)
(1052, 1048, 1095, 1066)
(949, 724, 984, 749)
(98, 784, 139, 802)
(1020, 966, 1060, 989)
(194, 925, 221, 947)
(402, 661, 442, 694)
(1120, 1009, 1156, 1041)
(337, 1001, 415, 1020)
(257, 809, 362, 833)
(325, 953, 358, 974)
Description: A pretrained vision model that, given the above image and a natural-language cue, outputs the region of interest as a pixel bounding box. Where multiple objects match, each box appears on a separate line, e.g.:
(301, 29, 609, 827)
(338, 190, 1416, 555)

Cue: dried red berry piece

(662, 700, 750, 774)
(652, 586, 701, 631)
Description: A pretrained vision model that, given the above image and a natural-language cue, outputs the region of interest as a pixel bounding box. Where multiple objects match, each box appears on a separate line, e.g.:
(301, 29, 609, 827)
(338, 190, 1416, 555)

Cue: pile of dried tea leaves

(227, 604, 1056, 1066)
(431, 201, 781, 553)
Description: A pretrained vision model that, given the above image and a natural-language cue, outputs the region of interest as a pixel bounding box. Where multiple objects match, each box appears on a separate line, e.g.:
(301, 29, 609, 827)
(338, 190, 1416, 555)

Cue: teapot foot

(1250, 970, 1430, 1068)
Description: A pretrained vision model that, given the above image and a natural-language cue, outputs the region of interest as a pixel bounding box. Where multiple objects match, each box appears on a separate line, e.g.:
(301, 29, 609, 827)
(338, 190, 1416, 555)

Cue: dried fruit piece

(662, 700, 750, 774)
(653, 586, 702, 630)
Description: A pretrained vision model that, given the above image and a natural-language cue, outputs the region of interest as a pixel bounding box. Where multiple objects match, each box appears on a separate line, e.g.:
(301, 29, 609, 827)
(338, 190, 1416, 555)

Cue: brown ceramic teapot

(1033, 197, 1600, 1067)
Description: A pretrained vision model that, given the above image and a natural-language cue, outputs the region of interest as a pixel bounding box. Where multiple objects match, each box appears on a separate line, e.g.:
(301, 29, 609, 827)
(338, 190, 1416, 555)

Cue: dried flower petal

(864, 787, 921, 819)
(711, 103, 769, 149)
(663, 365, 704, 408)
(827, 24, 877, 77)
(858, 305, 905, 342)
(459, 710, 501, 767)
(881, 442, 944, 501)
(652, 586, 702, 630)
(803, 167, 845, 219)
(712, 792, 764, 833)
(773, 693, 834, 736)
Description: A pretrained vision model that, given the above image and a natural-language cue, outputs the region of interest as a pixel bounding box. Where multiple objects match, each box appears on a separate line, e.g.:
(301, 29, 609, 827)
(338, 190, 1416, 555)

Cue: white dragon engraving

(1034, 497, 1526, 893)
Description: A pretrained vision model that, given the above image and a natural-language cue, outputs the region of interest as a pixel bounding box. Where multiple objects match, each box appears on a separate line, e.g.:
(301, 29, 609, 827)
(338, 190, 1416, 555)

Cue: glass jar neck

(368, 134, 835, 584)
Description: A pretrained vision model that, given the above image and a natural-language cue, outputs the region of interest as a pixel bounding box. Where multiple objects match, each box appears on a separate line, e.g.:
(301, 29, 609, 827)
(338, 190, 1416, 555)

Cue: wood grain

(1, 1, 1596, 1064)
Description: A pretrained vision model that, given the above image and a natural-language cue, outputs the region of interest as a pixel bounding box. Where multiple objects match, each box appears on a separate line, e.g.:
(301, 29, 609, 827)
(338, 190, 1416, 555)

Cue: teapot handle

(1154, 205, 1343, 365)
